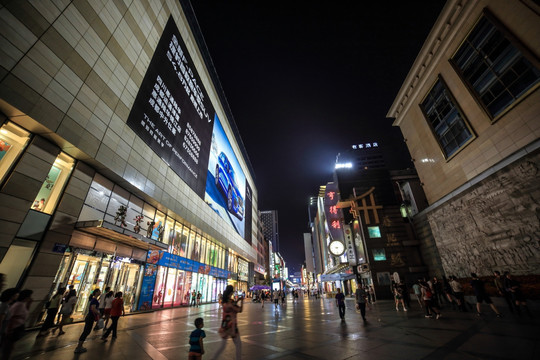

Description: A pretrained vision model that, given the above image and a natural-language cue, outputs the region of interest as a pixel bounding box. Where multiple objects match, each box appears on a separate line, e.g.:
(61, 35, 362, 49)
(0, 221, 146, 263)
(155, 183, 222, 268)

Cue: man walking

(355, 285, 368, 322)
(494, 271, 513, 313)
(335, 288, 346, 320)
(470, 273, 502, 317)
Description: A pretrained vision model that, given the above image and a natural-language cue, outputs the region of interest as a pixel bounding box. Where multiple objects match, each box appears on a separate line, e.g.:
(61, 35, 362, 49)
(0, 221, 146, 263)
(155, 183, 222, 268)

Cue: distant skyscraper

(261, 210, 279, 253)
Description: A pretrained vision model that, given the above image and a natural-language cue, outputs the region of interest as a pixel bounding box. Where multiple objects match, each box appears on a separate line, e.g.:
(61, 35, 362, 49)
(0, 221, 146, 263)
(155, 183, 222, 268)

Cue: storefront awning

(75, 220, 168, 251)
(323, 263, 350, 275)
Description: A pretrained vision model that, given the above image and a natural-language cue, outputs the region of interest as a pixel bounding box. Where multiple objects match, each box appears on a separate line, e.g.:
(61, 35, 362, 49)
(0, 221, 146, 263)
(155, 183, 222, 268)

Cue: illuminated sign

(351, 142, 379, 149)
(324, 182, 345, 244)
(126, 16, 214, 198)
(335, 162, 352, 169)
(368, 226, 381, 238)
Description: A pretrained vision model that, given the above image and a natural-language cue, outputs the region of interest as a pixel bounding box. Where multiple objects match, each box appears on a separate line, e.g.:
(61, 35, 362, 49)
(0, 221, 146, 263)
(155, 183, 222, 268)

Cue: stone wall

(428, 149, 540, 277)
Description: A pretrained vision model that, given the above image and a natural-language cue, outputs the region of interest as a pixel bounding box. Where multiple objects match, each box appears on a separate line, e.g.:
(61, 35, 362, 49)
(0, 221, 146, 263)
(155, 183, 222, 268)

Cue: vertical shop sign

(343, 225, 357, 265)
(138, 263, 158, 310)
(324, 182, 345, 243)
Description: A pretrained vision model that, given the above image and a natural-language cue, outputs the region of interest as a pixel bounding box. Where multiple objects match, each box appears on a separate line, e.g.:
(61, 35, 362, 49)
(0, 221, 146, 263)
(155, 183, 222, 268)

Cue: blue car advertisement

(204, 114, 246, 238)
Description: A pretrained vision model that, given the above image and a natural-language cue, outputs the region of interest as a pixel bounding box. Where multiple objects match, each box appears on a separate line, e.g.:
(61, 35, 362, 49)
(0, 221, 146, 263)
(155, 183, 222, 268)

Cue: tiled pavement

(9, 297, 540, 359)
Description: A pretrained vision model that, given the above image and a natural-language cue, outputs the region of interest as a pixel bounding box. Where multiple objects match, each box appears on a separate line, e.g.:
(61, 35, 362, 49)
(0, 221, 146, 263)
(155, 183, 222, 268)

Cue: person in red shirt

(101, 292, 125, 341)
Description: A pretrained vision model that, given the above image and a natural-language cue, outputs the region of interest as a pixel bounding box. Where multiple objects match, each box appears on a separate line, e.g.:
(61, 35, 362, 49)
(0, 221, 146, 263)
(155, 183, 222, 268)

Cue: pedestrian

(0, 288, 19, 346)
(101, 291, 125, 341)
(412, 280, 423, 307)
(368, 285, 376, 304)
(274, 291, 279, 308)
(394, 283, 407, 311)
(281, 290, 286, 306)
(442, 276, 457, 309)
(493, 271, 514, 313)
(218, 292, 223, 307)
(294, 289, 299, 304)
(74, 288, 101, 354)
(103, 289, 114, 330)
(335, 288, 346, 320)
(355, 285, 368, 322)
(432, 277, 445, 307)
(399, 281, 411, 309)
(54, 287, 77, 335)
(470, 273, 501, 318)
(449, 276, 467, 312)
(2, 289, 33, 359)
(95, 286, 110, 330)
(420, 281, 441, 319)
(188, 317, 205, 360)
(505, 273, 532, 317)
(197, 291, 202, 307)
(260, 290, 265, 308)
(213, 285, 242, 360)
(191, 291, 197, 307)
(37, 286, 65, 337)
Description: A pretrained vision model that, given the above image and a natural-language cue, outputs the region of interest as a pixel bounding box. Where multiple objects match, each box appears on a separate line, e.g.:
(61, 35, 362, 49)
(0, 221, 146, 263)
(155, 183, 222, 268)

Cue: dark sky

(190, 1, 447, 273)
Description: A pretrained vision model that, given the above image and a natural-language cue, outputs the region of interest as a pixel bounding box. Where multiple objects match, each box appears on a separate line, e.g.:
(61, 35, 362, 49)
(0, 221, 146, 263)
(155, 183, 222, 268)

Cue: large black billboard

(126, 16, 214, 197)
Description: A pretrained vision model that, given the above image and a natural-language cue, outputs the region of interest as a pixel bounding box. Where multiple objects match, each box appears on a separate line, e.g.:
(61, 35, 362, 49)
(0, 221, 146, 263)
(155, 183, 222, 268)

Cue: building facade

(388, 0, 540, 278)
(0, 0, 259, 325)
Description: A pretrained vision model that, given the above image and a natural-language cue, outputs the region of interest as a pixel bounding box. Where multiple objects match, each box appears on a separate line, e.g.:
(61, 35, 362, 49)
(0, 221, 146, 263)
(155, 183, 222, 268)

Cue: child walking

(188, 317, 205, 360)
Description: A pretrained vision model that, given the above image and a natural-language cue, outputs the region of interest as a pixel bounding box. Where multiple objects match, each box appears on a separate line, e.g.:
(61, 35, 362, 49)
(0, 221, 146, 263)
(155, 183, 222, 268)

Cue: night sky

(190, 1, 447, 273)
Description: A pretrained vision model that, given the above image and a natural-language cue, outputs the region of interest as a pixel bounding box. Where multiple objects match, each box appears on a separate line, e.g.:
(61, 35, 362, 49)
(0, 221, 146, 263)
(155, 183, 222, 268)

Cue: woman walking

(101, 292, 124, 340)
(213, 285, 243, 360)
(73, 289, 101, 354)
(54, 287, 77, 335)
(2, 289, 33, 359)
(103, 290, 114, 330)
(37, 287, 65, 337)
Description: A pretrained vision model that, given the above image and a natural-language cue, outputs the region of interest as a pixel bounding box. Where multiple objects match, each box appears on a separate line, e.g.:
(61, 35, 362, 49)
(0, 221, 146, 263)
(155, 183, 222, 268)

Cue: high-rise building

(261, 210, 279, 253)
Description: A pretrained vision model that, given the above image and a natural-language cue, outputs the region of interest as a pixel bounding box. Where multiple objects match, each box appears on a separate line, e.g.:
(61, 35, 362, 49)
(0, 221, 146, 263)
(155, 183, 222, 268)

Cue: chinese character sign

(324, 182, 345, 244)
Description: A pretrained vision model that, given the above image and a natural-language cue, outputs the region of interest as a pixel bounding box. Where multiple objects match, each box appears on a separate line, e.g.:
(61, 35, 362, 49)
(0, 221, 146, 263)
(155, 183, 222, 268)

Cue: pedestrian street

(11, 297, 539, 360)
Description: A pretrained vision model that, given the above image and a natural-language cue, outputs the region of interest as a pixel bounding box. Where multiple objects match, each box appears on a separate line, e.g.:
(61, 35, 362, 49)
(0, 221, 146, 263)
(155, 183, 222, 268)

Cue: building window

(0, 122, 31, 183)
(452, 13, 540, 119)
(420, 78, 475, 158)
(31, 152, 75, 214)
(373, 249, 386, 261)
(367, 226, 381, 238)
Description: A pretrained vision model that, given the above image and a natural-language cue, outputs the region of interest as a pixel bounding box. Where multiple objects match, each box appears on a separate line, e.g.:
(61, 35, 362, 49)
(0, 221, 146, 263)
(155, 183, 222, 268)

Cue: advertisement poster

(138, 263, 158, 310)
(0, 139, 12, 162)
(32, 165, 61, 212)
(204, 114, 246, 238)
(126, 16, 215, 198)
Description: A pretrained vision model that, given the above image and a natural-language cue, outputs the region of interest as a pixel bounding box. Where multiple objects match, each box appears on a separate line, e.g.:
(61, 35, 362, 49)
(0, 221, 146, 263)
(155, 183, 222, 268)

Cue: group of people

(190, 291, 203, 307)
(408, 271, 531, 319)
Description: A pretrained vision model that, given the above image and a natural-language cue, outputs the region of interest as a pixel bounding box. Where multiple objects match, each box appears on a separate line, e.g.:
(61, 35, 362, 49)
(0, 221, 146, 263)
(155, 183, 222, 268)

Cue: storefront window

(0, 239, 37, 288)
(126, 194, 144, 233)
(191, 234, 201, 262)
(142, 203, 156, 238)
(152, 265, 167, 308)
(151, 211, 166, 241)
(163, 217, 175, 245)
(174, 270, 186, 306)
(0, 122, 30, 184)
(163, 268, 177, 307)
(31, 152, 75, 214)
(180, 226, 189, 257)
(169, 222, 180, 255)
(200, 238, 207, 264)
(186, 229, 196, 260)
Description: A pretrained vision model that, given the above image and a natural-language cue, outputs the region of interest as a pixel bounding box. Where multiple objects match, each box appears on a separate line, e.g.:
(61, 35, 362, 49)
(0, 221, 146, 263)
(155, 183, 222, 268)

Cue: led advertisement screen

(126, 16, 215, 198)
(204, 115, 246, 238)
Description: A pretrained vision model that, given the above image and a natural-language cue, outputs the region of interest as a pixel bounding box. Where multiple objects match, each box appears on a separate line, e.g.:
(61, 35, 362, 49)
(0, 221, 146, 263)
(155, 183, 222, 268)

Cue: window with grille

(420, 79, 475, 158)
(452, 14, 540, 119)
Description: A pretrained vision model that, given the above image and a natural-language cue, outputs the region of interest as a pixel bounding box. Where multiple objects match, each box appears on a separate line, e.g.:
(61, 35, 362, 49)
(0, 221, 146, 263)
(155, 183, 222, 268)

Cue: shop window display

(152, 265, 167, 308)
(0, 122, 30, 184)
(151, 211, 166, 241)
(0, 239, 36, 288)
(163, 217, 175, 245)
(31, 152, 75, 214)
(180, 226, 189, 257)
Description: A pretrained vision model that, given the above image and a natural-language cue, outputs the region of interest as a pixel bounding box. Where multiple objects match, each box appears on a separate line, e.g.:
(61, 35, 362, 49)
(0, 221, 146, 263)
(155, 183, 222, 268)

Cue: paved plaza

(10, 297, 539, 360)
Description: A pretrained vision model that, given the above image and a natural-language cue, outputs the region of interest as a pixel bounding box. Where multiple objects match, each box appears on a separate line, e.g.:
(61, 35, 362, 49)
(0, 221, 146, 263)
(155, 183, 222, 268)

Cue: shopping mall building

(0, 0, 260, 324)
